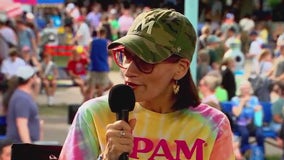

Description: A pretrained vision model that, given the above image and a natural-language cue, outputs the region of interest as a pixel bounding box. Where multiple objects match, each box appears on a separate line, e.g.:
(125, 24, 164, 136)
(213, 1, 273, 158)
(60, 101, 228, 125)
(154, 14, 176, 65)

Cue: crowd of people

(196, 5, 284, 160)
(0, 0, 283, 159)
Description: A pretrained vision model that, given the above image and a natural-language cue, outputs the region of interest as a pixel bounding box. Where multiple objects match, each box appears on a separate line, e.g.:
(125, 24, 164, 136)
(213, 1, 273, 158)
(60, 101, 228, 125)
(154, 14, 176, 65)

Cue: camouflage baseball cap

(108, 8, 197, 63)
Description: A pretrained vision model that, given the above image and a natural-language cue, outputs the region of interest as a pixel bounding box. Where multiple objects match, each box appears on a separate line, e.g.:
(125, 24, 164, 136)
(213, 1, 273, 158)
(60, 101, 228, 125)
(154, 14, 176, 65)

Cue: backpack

(249, 145, 264, 160)
(248, 75, 263, 94)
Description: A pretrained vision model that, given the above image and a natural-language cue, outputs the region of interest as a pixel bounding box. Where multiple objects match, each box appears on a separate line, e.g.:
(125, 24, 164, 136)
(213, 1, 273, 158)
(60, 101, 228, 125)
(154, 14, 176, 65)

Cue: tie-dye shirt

(59, 95, 235, 160)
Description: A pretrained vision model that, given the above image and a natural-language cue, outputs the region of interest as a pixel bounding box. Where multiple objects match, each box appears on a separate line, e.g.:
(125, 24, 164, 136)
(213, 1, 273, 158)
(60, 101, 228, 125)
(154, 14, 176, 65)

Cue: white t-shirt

(248, 38, 264, 71)
(76, 22, 91, 46)
(1, 57, 26, 79)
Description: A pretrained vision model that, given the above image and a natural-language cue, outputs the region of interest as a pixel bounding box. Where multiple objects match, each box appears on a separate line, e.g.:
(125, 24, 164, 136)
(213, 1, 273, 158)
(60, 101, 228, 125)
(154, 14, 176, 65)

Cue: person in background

(231, 80, 264, 155)
(258, 48, 273, 77)
(0, 18, 17, 65)
(118, 1, 134, 37)
(246, 30, 264, 73)
(196, 49, 211, 83)
(67, 46, 89, 100)
(15, 19, 37, 58)
(86, 2, 102, 33)
(6, 65, 42, 143)
(206, 70, 228, 102)
(98, 14, 112, 41)
(221, 57, 236, 100)
(60, 8, 234, 160)
(271, 82, 284, 158)
(72, 16, 91, 51)
(269, 35, 284, 82)
(40, 53, 58, 106)
(20, 46, 42, 99)
(204, 35, 222, 70)
(0, 48, 25, 80)
(65, 2, 80, 20)
(0, 19, 17, 47)
(108, 8, 120, 41)
(0, 139, 12, 160)
(84, 27, 113, 101)
(270, 81, 284, 133)
(199, 74, 219, 106)
(198, 24, 211, 50)
(63, 24, 74, 46)
(21, 46, 41, 70)
(224, 27, 239, 51)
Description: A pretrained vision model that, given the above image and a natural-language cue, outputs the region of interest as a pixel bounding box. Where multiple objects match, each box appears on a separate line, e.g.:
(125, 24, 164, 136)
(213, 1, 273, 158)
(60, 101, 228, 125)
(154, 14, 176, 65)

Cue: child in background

(40, 53, 58, 106)
(67, 46, 89, 100)
(258, 48, 273, 77)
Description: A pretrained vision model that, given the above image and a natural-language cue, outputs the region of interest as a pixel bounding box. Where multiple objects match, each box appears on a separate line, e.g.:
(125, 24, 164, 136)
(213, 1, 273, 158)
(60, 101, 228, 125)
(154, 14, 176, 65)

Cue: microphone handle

(116, 110, 129, 123)
(119, 152, 129, 160)
(117, 110, 129, 160)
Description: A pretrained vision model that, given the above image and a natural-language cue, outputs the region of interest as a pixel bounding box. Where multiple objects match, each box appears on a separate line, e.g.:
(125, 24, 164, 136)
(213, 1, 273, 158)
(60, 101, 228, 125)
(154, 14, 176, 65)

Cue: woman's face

(198, 79, 207, 94)
(112, 46, 189, 109)
(121, 59, 177, 102)
(264, 53, 272, 61)
(239, 83, 252, 96)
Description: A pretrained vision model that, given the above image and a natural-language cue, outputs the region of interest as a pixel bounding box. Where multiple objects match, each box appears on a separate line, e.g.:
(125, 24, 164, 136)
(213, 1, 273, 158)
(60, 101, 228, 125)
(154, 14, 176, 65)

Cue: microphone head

(108, 84, 135, 113)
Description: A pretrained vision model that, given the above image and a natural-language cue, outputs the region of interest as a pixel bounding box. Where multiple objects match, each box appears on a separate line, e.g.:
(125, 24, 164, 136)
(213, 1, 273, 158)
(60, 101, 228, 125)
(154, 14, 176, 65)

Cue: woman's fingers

(105, 120, 135, 158)
(106, 120, 132, 132)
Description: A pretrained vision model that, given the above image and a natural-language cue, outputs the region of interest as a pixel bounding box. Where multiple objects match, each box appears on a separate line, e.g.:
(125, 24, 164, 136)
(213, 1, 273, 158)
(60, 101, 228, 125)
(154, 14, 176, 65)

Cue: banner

(13, 0, 37, 5)
(13, 0, 64, 5)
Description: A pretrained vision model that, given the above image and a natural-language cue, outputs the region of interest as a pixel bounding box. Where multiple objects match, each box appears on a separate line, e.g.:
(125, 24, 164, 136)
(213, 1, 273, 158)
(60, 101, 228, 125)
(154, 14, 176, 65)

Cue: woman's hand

(241, 95, 250, 105)
(254, 105, 262, 112)
(102, 119, 136, 160)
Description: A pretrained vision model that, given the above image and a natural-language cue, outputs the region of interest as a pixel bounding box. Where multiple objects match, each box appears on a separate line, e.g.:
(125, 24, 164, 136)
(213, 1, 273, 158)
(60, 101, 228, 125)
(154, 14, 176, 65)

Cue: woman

(59, 8, 234, 160)
(231, 80, 264, 155)
(221, 57, 236, 100)
(199, 74, 219, 105)
(258, 48, 273, 77)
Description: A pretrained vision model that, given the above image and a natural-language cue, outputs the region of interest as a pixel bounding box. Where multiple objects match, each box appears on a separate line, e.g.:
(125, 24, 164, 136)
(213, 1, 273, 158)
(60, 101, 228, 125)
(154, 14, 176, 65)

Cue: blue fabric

(37, 0, 64, 3)
(260, 101, 272, 124)
(249, 144, 264, 160)
(18, 28, 35, 51)
(89, 38, 110, 72)
(237, 126, 264, 154)
(231, 96, 260, 126)
(6, 89, 40, 143)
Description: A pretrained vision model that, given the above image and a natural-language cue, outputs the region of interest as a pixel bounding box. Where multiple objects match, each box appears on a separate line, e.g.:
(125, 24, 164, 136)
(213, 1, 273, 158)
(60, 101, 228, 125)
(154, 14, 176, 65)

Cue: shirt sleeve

(59, 104, 101, 160)
(272, 100, 282, 115)
(231, 97, 239, 107)
(209, 114, 235, 159)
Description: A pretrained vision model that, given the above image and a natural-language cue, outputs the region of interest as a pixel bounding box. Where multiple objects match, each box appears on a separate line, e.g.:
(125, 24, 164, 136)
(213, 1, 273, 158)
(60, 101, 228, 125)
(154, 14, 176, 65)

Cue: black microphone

(108, 84, 135, 160)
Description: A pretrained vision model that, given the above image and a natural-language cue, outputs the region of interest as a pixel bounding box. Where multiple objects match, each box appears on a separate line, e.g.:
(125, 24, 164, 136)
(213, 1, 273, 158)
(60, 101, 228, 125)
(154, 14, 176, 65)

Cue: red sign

(13, 0, 37, 5)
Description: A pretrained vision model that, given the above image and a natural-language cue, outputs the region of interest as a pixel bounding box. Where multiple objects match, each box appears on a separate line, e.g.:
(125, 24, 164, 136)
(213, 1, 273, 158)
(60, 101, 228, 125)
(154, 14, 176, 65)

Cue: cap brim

(108, 34, 171, 64)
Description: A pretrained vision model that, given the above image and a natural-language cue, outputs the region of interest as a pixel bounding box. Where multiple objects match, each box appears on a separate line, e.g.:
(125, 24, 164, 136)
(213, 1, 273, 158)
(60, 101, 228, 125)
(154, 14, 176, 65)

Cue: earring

(173, 80, 180, 95)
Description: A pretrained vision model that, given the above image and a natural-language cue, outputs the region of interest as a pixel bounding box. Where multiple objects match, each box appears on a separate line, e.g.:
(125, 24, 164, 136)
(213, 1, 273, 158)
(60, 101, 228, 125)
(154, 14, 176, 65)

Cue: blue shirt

(6, 89, 40, 143)
(89, 37, 110, 72)
(231, 96, 260, 126)
(18, 28, 35, 51)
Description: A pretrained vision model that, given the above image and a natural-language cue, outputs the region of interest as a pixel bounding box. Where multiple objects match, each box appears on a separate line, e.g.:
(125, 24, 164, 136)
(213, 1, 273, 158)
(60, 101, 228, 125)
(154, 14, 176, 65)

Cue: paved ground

(36, 71, 124, 145)
(36, 70, 283, 156)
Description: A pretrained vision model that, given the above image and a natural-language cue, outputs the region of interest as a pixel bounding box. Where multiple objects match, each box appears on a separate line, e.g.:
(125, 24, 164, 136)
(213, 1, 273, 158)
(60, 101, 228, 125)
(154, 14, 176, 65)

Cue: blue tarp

(37, 0, 64, 4)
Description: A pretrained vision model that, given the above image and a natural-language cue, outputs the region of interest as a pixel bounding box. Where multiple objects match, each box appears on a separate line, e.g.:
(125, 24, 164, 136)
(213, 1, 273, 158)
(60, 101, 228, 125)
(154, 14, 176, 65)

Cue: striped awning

(0, 2, 23, 18)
